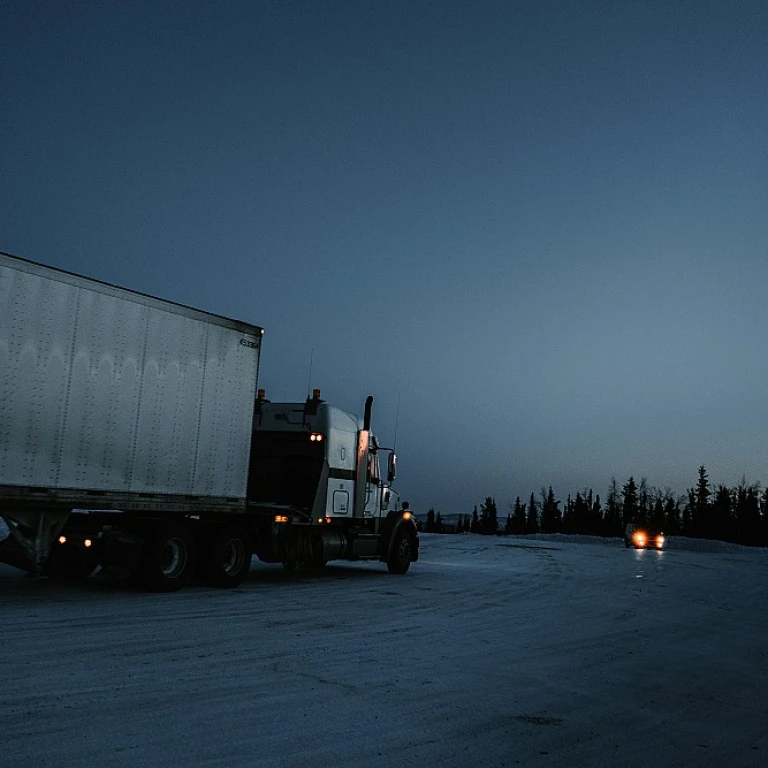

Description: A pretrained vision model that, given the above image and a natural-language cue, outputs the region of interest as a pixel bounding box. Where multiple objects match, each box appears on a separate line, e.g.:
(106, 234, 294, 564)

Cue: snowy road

(1, 534, 766, 767)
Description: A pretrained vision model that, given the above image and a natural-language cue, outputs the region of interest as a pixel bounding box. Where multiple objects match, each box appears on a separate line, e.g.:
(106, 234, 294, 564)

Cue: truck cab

(246, 390, 417, 572)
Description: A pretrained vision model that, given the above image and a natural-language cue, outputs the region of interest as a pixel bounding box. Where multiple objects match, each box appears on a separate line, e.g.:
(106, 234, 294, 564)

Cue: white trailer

(0, 252, 417, 590)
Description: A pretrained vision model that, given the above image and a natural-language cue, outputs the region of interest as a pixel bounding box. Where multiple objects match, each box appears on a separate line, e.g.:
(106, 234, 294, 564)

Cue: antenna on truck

(306, 348, 314, 398)
(393, 389, 401, 451)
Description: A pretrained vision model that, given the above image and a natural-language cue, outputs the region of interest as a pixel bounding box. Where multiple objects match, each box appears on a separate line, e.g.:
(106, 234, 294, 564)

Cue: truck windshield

(247, 432, 325, 510)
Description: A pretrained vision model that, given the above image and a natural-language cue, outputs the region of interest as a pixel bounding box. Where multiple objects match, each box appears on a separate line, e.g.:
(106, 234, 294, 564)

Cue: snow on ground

(1, 533, 766, 768)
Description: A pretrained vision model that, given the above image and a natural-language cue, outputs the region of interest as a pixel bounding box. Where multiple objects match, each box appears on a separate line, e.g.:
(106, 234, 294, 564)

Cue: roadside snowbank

(502, 531, 768, 554)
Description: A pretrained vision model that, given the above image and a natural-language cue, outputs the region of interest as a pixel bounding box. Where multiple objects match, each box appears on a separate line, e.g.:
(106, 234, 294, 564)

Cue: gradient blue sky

(3, 1, 767, 515)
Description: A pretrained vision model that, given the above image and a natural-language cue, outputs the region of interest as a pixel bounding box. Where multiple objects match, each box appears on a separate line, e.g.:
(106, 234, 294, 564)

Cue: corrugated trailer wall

(0, 253, 262, 500)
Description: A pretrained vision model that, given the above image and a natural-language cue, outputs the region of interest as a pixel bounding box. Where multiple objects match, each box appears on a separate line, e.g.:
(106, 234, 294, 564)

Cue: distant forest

(421, 466, 768, 547)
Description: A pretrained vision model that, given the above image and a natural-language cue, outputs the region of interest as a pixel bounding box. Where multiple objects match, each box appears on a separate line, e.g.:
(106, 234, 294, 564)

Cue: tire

(387, 531, 413, 574)
(205, 525, 252, 588)
(140, 522, 196, 592)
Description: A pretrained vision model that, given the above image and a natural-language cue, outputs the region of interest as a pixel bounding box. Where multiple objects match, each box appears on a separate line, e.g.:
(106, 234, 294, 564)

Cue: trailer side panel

(0, 252, 261, 500)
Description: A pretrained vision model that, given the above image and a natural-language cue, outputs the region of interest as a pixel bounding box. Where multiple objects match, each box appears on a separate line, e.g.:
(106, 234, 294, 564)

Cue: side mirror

(387, 452, 397, 483)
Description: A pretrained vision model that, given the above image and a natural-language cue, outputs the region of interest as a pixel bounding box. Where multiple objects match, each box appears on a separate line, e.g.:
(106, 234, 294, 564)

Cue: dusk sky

(3, 1, 767, 516)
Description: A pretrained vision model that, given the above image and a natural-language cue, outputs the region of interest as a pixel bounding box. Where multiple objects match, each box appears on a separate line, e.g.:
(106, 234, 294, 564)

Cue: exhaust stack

(363, 395, 373, 431)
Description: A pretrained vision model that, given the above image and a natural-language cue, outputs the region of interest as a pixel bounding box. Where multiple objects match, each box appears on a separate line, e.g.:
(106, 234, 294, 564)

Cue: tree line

(421, 466, 768, 546)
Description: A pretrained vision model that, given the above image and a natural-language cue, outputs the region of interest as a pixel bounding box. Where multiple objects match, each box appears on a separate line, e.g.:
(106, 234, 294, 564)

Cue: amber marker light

(274, 515, 289, 524)
(58, 535, 67, 544)
(403, 511, 412, 521)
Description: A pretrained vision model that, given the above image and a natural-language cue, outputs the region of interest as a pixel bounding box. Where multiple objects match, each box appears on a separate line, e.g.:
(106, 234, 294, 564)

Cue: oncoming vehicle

(625, 524, 665, 550)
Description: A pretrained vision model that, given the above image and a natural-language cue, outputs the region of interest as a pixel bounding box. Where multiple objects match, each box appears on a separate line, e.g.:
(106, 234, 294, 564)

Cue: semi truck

(0, 252, 418, 591)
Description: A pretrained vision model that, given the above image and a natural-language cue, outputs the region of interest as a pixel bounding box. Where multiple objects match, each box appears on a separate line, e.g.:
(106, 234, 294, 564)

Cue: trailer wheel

(387, 531, 413, 575)
(140, 522, 196, 592)
(206, 525, 252, 588)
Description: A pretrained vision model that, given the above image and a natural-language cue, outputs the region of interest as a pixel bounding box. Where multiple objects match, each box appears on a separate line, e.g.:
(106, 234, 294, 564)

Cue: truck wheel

(387, 531, 413, 574)
(206, 525, 252, 588)
(140, 522, 196, 592)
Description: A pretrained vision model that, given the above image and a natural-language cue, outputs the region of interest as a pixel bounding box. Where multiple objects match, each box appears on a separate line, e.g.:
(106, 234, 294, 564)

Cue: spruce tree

(590, 493, 603, 535)
(622, 477, 638, 528)
(562, 494, 574, 533)
(650, 498, 664, 531)
(711, 485, 733, 542)
(512, 497, 527, 534)
(637, 478, 649, 526)
(605, 478, 622, 536)
(480, 496, 498, 535)
(526, 493, 539, 534)
(664, 496, 680, 535)
(694, 465, 711, 538)
(540, 487, 561, 533)
(683, 489, 694, 536)
(572, 492, 589, 533)
(735, 481, 761, 545)
(425, 508, 436, 533)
